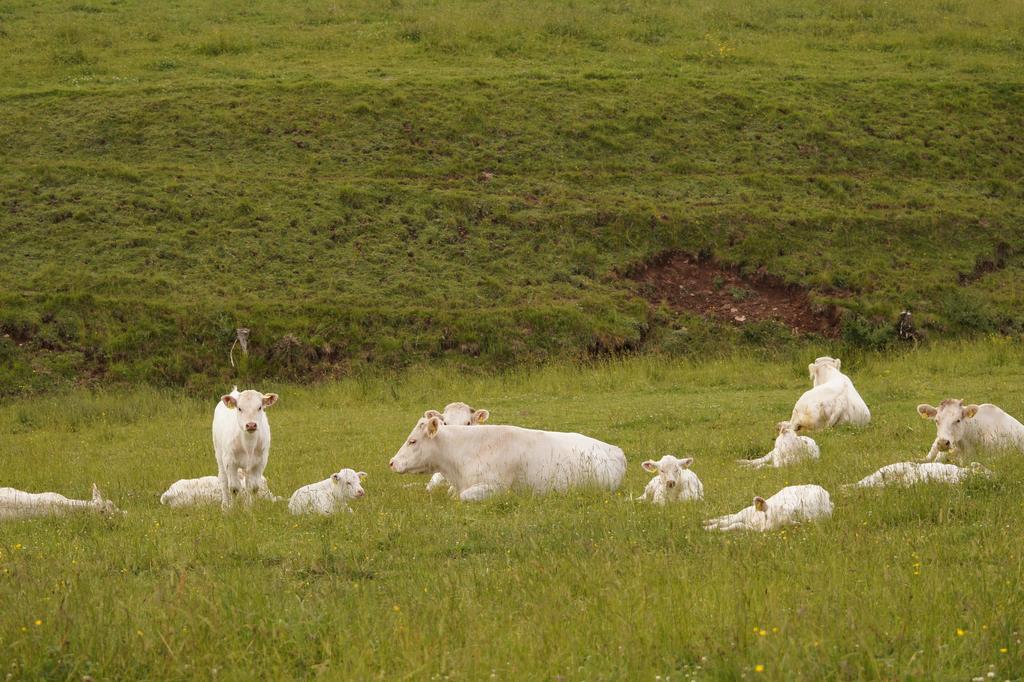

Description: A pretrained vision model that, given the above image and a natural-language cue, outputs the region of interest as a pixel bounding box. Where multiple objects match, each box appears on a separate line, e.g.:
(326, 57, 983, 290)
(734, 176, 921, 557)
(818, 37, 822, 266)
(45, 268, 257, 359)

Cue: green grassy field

(2, 0, 1024, 393)
(1, 341, 1023, 679)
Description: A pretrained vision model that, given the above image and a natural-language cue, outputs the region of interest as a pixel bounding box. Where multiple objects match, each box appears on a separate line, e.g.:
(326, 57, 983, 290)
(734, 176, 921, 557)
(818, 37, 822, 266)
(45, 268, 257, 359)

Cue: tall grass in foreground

(1, 340, 1023, 679)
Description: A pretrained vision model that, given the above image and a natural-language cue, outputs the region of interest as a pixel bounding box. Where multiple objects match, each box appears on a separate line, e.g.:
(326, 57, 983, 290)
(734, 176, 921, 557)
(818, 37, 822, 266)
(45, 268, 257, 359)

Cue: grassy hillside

(1, 342, 1023, 678)
(2, 0, 1024, 393)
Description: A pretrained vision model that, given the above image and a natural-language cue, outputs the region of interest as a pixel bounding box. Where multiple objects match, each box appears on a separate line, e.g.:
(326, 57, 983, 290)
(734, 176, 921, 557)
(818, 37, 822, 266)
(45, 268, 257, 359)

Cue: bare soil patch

(628, 252, 841, 336)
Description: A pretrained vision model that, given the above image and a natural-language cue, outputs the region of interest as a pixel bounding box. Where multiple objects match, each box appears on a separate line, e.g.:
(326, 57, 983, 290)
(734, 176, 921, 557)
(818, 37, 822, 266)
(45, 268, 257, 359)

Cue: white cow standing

(917, 399, 1024, 462)
(212, 386, 279, 510)
(288, 469, 367, 515)
(424, 402, 490, 495)
(390, 416, 626, 502)
(0, 484, 120, 520)
(160, 471, 281, 508)
(738, 421, 820, 469)
(637, 455, 703, 504)
(703, 485, 833, 532)
(843, 461, 992, 490)
(790, 357, 870, 431)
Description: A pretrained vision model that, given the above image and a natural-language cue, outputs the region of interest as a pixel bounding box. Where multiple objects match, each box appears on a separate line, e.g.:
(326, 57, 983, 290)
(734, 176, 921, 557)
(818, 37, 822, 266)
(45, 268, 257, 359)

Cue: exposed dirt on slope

(628, 252, 841, 336)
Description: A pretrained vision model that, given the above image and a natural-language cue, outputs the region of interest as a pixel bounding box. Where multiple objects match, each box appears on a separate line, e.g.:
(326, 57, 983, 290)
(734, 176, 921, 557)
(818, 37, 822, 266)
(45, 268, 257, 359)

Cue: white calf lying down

(703, 485, 833, 532)
(637, 456, 703, 504)
(288, 469, 367, 515)
(738, 421, 820, 469)
(423, 402, 490, 494)
(917, 399, 1024, 462)
(0, 484, 120, 520)
(844, 461, 992, 490)
(160, 471, 281, 507)
(790, 357, 870, 431)
(390, 417, 626, 502)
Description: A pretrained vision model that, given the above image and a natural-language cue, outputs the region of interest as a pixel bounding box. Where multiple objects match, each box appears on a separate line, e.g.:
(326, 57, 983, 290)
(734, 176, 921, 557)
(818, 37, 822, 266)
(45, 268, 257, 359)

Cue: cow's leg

(459, 483, 502, 502)
(221, 466, 243, 511)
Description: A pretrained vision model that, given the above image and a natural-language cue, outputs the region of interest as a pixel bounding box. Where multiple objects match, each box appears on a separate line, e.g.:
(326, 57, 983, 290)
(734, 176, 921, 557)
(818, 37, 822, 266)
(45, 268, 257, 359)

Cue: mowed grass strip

(0, 340, 1022, 678)
(1, 0, 1024, 391)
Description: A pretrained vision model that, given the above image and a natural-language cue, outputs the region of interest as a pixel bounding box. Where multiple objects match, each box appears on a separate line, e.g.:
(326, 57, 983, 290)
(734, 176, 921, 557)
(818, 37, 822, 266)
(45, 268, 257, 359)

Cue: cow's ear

(424, 409, 442, 420)
(331, 473, 342, 484)
(963, 404, 979, 419)
(833, 358, 841, 370)
(426, 416, 442, 438)
(753, 496, 768, 512)
(262, 393, 279, 408)
(917, 404, 937, 419)
(679, 457, 694, 469)
(472, 409, 490, 424)
(356, 471, 367, 480)
(641, 460, 658, 473)
(221, 394, 238, 409)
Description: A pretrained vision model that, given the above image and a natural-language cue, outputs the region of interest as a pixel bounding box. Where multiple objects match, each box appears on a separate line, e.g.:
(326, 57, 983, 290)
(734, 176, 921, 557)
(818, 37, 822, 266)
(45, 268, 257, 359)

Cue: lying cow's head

(331, 469, 367, 499)
(808, 357, 842, 386)
(390, 415, 444, 474)
(221, 389, 278, 434)
(917, 399, 979, 453)
(641, 455, 694, 490)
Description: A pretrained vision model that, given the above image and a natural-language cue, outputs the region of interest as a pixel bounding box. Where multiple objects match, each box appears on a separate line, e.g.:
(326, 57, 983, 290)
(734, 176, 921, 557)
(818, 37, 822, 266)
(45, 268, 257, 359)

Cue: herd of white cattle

(2, 356, 1023, 531)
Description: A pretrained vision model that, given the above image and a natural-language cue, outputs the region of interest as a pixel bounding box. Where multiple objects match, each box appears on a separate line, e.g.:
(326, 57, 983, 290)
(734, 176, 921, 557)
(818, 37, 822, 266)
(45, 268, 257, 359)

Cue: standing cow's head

(390, 415, 443, 474)
(221, 389, 278, 434)
(641, 455, 694, 490)
(917, 399, 979, 453)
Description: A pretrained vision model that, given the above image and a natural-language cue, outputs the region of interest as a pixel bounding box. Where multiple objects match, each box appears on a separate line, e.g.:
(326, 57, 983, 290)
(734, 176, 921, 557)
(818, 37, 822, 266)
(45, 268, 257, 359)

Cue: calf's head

(917, 399, 979, 452)
(641, 455, 694, 490)
(332, 469, 367, 499)
(747, 495, 771, 532)
(221, 389, 278, 433)
(390, 415, 443, 474)
(427, 402, 489, 426)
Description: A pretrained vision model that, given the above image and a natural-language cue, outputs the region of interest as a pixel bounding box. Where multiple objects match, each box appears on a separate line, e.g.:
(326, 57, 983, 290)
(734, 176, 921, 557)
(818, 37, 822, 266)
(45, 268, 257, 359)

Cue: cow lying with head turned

(843, 461, 992, 490)
(0, 484, 120, 520)
(738, 421, 819, 469)
(790, 357, 870, 432)
(703, 485, 833, 532)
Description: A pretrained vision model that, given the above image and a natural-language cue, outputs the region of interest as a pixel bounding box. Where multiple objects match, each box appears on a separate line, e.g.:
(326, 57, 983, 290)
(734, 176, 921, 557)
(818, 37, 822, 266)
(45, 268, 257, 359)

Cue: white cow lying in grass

(160, 470, 281, 508)
(0, 484, 120, 520)
(288, 469, 367, 515)
(703, 485, 833, 532)
(637, 455, 703, 504)
(917, 399, 1024, 462)
(843, 461, 992, 490)
(737, 421, 820, 469)
(790, 357, 870, 431)
(390, 416, 626, 502)
(424, 402, 490, 495)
